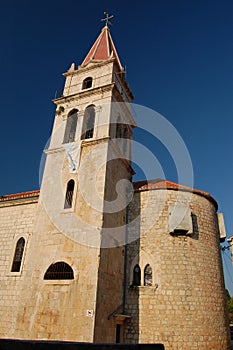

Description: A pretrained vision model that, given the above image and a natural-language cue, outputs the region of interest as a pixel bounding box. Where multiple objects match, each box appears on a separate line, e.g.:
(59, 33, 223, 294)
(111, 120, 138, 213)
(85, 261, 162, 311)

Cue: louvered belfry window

(116, 118, 123, 139)
(63, 110, 78, 144)
(11, 237, 25, 272)
(81, 105, 95, 139)
(64, 179, 75, 209)
(44, 261, 74, 280)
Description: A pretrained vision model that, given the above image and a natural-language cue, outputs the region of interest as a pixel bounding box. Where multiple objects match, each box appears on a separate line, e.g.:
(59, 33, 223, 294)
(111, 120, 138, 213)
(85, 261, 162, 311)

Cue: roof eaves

(133, 179, 218, 210)
(0, 190, 40, 202)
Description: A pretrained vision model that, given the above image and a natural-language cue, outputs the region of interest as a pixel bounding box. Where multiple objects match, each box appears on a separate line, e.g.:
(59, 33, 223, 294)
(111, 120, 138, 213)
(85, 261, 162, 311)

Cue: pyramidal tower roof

(81, 25, 123, 71)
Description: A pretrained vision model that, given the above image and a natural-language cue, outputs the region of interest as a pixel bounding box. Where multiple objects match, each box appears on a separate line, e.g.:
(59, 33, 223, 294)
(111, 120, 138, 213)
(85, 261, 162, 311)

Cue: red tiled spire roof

(81, 26, 123, 70)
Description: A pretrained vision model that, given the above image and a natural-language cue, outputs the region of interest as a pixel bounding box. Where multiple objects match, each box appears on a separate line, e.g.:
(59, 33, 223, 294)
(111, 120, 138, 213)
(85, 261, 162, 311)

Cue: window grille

(81, 105, 95, 140)
(63, 110, 78, 144)
(11, 237, 25, 272)
(44, 261, 74, 280)
(82, 77, 93, 89)
(133, 264, 141, 286)
(144, 264, 152, 286)
(64, 179, 75, 209)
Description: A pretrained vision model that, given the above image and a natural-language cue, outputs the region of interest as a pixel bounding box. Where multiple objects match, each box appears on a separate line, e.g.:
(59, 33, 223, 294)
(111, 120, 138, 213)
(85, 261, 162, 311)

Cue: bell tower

(41, 21, 135, 245)
(32, 19, 136, 342)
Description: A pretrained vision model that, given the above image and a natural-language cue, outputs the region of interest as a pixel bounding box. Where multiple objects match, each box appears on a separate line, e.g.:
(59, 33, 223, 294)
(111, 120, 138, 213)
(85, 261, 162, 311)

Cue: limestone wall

(125, 188, 230, 350)
(2, 198, 101, 341)
(93, 143, 133, 342)
(0, 194, 38, 338)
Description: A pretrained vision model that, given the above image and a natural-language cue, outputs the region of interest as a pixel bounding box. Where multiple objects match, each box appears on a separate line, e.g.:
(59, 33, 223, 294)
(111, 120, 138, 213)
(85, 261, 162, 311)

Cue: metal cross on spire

(101, 12, 114, 27)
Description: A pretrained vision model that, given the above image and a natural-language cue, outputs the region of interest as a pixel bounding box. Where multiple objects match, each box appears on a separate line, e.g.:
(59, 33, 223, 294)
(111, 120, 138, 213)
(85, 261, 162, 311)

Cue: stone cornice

(63, 58, 115, 77)
(53, 84, 115, 105)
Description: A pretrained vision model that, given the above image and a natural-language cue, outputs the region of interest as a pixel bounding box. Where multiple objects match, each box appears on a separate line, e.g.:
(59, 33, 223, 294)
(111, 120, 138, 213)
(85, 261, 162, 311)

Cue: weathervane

(101, 12, 114, 27)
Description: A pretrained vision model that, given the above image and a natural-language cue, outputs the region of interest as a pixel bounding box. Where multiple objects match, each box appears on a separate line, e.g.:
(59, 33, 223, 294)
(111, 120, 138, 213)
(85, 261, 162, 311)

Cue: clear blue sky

(1, 1, 233, 293)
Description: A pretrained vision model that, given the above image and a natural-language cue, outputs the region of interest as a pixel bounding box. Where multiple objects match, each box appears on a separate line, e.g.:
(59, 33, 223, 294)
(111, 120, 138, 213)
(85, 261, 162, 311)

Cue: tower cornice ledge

(63, 58, 117, 77)
(53, 84, 115, 105)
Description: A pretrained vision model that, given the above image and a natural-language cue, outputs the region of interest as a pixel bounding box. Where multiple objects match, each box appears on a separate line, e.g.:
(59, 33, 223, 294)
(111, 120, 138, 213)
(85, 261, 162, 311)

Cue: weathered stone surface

(0, 25, 230, 350)
(125, 188, 230, 349)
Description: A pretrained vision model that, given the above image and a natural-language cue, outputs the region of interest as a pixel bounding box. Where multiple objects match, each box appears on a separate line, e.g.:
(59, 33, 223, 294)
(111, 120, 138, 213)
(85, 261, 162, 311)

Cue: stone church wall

(125, 187, 230, 350)
(0, 194, 39, 338)
(0, 22, 230, 349)
(11, 200, 100, 342)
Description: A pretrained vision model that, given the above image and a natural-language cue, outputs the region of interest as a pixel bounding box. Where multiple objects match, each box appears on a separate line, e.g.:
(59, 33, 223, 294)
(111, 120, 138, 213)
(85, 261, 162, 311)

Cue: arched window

(63, 109, 78, 144)
(123, 126, 128, 139)
(44, 261, 74, 280)
(144, 264, 152, 286)
(64, 179, 75, 209)
(81, 105, 95, 140)
(133, 264, 141, 286)
(116, 117, 123, 139)
(123, 125, 129, 154)
(82, 77, 93, 90)
(11, 237, 25, 272)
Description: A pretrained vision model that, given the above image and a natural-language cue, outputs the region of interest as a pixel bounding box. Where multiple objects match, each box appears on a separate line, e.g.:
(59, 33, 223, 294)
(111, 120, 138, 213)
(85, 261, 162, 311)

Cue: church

(0, 18, 230, 350)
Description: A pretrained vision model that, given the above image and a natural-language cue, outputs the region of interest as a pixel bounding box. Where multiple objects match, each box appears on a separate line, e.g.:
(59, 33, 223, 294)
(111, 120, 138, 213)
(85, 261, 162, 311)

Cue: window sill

(82, 87, 92, 91)
(6, 271, 23, 277)
(129, 284, 158, 289)
(81, 137, 94, 143)
(61, 208, 74, 214)
(43, 279, 74, 285)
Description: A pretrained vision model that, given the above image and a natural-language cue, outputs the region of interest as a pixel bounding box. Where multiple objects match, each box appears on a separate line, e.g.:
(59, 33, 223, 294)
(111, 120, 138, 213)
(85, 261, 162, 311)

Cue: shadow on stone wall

(0, 339, 164, 350)
(124, 191, 141, 343)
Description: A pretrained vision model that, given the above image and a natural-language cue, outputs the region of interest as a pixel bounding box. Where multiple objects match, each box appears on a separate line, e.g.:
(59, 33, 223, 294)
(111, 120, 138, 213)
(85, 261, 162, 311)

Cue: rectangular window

(116, 324, 121, 343)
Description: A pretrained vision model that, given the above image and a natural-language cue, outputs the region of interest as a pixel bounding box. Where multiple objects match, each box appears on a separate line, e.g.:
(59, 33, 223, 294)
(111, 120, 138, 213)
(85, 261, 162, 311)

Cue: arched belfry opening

(81, 105, 95, 140)
(63, 109, 78, 144)
(82, 77, 93, 89)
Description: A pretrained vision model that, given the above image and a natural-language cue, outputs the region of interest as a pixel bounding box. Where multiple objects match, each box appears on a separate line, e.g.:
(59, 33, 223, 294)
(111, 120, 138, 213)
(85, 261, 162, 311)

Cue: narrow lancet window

(81, 105, 95, 140)
(144, 264, 152, 286)
(63, 109, 78, 144)
(64, 179, 75, 209)
(116, 117, 123, 139)
(133, 264, 141, 286)
(123, 125, 129, 154)
(11, 237, 25, 272)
